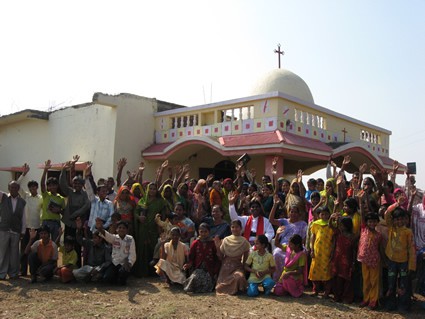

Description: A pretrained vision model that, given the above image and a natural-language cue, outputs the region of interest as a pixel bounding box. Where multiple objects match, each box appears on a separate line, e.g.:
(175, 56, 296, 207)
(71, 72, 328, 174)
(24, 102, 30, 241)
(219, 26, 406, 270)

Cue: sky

(1, 0, 424, 187)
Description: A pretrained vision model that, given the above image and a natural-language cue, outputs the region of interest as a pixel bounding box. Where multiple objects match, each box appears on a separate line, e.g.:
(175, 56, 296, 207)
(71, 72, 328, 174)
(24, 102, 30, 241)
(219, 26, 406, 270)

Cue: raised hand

(296, 169, 303, 183)
(273, 194, 280, 205)
(161, 160, 169, 169)
(228, 191, 238, 205)
(72, 155, 80, 164)
(44, 159, 52, 170)
(393, 160, 400, 173)
(276, 225, 285, 235)
(84, 161, 92, 176)
(117, 157, 127, 169)
(271, 156, 278, 175)
(22, 163, 30, 175)
(206, 174, 214, 183)
(342, 155, 351, 167)
(29, 228, 37, 240)
(139, 162, 145, 172)
(359, 163, 367, 174)
(62, 161, 72, 170)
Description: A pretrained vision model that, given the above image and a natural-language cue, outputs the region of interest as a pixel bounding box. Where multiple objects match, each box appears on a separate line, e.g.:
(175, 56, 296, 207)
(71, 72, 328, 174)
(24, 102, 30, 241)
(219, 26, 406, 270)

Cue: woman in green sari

(133, 182, 168, 277)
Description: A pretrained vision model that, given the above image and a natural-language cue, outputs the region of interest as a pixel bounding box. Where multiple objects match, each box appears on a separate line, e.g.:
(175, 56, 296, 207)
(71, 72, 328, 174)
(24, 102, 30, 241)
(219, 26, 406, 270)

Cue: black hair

(263, 183, 274, 191)
(386, 180, 394, 192)
(39, 225, 51, 234)
(316, 178, 324, 184)
(64, 236, 75, 246)
(174, 202, 185, 210)
(46, 177, 58, 185)
(307, 178, 317, 185)
(72, 175, 84, 184)
(249, 199, 262, 208)
(117, 220, 129, 229)
(249, 183, 258, 191)
(27, 180, 39, 188)
(289, 234, 303, 248)
(317, 206, 330, 214)
(231, 219, 242, 228)
(339, 217, 353, 233)
(392, 208, 406, 219)
(310, 191, 320, 201)
(170, 227, 181, 235)
(256, 234, 269, 247)
(198, 222, 210, 231)
(365, 212, 380, 222)
(344, 197, 358, 212)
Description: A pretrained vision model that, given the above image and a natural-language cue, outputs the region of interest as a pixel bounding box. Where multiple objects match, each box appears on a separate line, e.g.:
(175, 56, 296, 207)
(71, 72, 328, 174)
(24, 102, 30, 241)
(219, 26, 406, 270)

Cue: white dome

(251, 69, 314, 104)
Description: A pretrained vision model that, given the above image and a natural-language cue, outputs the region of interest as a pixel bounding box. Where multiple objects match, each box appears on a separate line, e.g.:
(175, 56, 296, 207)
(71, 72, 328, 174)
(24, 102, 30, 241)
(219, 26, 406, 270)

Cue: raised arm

(155, 160, 169, 187)
(116, 157, 127, 187)
(136, 161, 145, 185)
(70, 155, 80, 183)
(84, 162, 96, 202)
(268, 195, 282, 226)
(17, 163, 30, 197)
(59, 162, 72, 196)
(40, 159, 52, 193)
(358, 163, 367, 189)
(297, 169, 306, 199)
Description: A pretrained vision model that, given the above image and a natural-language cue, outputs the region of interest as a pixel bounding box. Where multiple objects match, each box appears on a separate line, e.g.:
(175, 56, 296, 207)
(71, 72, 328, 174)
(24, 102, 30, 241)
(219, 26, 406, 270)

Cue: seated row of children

(25, 217, 135, 286)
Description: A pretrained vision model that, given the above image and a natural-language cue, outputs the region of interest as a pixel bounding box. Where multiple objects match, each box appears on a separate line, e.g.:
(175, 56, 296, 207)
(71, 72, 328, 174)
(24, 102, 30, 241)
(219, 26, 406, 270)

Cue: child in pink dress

(274, 234, 307, 297)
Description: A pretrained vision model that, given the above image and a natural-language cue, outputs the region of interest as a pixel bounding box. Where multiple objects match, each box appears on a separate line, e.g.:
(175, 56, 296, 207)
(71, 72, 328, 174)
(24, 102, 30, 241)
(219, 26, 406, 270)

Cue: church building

(0, 68, 399, 189)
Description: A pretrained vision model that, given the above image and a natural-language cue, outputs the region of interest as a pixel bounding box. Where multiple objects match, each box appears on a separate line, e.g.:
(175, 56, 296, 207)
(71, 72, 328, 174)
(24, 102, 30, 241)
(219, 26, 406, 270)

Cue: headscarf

(320, 178, 337, 213)
(285, 179, 306, 219)
(161, 184, 178, 212)
(131, 183, 144, 200)
(114, 185, 134, 204)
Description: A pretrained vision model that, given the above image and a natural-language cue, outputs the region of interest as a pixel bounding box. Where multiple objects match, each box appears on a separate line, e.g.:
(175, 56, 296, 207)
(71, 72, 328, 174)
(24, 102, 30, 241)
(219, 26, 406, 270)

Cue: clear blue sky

(1, 0, 424, 186)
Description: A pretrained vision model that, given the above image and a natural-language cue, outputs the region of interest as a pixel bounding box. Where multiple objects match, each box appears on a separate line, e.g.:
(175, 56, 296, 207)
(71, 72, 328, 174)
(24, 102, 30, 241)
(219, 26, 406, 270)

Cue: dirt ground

(0, 276, 424, 319)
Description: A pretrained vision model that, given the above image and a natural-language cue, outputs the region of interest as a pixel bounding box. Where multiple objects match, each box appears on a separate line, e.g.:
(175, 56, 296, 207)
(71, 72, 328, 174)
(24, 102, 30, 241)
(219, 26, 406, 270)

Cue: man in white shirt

(97, 220, 136, 285)
(229, 193, 274, 246)
(16, 164, 43, 276)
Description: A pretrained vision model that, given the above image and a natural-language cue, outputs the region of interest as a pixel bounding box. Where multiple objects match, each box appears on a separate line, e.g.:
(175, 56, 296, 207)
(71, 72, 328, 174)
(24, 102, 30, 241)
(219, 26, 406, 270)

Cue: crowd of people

(0, 154, 424, 313)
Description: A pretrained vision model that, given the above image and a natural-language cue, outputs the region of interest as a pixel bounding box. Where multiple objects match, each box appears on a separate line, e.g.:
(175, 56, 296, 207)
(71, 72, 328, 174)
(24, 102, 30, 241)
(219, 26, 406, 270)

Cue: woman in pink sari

(274, 234, 307, 297)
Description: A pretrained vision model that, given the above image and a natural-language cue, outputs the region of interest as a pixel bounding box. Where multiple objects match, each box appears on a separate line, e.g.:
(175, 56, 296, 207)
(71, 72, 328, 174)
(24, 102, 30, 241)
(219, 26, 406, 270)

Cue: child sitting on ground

(55, 229, 78, 283)
(244, 234, 276, 297)
(274, 234, 307, 297)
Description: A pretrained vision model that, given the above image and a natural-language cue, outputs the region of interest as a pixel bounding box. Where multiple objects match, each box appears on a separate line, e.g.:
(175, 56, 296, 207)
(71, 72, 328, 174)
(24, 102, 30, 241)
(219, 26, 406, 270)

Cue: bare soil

(0, 276, 424, 319)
